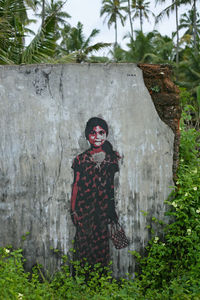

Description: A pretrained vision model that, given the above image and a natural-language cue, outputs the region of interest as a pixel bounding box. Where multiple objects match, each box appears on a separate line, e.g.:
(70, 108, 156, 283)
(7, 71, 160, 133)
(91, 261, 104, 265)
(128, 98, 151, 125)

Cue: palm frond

(22, 15, 57, 64)
(84, 42, 111, 55)
(188, 67, 200, 79)
(53, 52, 77, 63)
(0, 49, 15, 64)
(155, 2, 176, 24)
(83, 29, 100, 49)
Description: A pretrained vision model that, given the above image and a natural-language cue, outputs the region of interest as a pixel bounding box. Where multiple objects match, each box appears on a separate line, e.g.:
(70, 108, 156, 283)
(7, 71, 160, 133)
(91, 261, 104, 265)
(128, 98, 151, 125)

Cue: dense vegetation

(0, 0, 199, 298)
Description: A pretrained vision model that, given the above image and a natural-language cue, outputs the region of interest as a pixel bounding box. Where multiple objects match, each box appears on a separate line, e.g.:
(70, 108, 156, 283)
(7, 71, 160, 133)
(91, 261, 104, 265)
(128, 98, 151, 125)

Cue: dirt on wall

(138, 63, 181, 180)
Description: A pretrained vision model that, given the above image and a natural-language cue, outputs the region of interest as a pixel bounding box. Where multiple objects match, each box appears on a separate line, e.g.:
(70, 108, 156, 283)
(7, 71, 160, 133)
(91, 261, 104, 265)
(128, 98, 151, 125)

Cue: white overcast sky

(28, 0, 191, 54)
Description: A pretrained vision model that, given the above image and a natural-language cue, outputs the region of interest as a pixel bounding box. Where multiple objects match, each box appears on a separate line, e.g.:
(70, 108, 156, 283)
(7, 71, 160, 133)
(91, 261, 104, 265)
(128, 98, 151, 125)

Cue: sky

(28, 0, 191, 54)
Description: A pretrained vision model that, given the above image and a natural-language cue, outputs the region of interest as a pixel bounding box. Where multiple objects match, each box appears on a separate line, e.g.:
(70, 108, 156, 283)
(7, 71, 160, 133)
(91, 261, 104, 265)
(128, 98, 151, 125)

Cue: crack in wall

(43, 69, 53, 99)
(59, 65, 64, 105)
(50, 66, 65, 200)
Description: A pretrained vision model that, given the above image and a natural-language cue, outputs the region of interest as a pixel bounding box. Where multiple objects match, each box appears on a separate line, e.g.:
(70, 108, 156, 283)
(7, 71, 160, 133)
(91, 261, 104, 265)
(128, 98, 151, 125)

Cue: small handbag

(110, 222, 129, 249)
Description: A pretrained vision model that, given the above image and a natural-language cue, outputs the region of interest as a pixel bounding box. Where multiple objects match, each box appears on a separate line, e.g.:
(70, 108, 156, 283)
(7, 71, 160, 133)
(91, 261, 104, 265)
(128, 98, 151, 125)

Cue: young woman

(70, 117, 120, 267)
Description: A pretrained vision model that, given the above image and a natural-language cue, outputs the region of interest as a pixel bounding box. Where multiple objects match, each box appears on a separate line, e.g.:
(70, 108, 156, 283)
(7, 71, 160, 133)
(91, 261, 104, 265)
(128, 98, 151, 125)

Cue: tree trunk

(115, 18, 118, 46)
(175, 1, 179, 68)
(42, 0, 45, 27)
(193, 0, 197, 54)
(127, 0, 134, 40)
(140, 9, 143, 32)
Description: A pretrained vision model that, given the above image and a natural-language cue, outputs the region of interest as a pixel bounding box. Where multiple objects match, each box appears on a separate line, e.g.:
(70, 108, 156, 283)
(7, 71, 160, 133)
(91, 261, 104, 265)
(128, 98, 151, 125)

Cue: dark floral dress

(71, 149, 119, 267)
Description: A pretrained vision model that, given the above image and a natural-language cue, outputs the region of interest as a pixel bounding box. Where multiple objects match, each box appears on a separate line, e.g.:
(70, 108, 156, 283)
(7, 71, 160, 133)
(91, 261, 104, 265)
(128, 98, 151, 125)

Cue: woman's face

(88, 125, 107, 148)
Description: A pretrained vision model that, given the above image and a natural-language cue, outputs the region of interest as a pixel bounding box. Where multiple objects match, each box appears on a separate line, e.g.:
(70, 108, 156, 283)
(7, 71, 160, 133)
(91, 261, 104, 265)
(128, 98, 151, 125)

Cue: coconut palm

(100, 0, 127, 45)
(178, 48, 200, 92)
(124, 30, 158, 62)
(178, 47, 200, 127)
(178, 9, 200, 49)
(37, 0, 70, 26)
(155, 0, 189, 67)
(179, 10, 200, 36)
(127, 0, 134, 39)
(59, 22, 111, 62)
(42, 0, 45, 26)
(22, 14, 58, 63)
(143, 34, 175, 63)
(36, 0, 70, 37)
(0, 0, 73, 64)
(109, 43, 127, 61)
(131, 0, 155, 33)
(0, 0, 37, 64)
(192, 0, 198, 53)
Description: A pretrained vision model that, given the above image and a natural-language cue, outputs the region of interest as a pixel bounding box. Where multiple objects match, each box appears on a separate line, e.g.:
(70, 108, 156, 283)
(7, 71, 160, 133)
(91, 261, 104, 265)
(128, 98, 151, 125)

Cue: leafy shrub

(0, 249, 141, 299)
(130, 96, 200, 297)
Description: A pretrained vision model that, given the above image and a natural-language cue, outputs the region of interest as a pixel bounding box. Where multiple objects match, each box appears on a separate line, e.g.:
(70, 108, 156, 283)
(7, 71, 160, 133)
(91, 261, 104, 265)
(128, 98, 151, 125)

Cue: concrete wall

(0, 63, 174, 277)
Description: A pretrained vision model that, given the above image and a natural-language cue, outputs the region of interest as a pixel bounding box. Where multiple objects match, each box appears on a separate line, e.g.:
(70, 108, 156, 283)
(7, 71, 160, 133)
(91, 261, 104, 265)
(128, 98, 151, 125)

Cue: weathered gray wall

(0, 64, 174, 277)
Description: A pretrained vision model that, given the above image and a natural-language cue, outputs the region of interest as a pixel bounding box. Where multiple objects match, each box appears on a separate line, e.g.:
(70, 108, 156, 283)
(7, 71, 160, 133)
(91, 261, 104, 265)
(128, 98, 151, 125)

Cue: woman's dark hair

(85, 117, 108, 140)
(85, 117, 118, 157)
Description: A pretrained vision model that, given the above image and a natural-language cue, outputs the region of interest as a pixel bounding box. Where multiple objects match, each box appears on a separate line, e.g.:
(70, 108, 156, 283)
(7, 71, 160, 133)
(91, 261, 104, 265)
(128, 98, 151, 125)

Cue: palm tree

(127, 0, 134, 40)
(179, 10, 200, 36)
(42, 0, 45, 26)
(144, 33, 175, 63)
(40, 0, 70, 25)
(178, 9, 200, 50)
(37, 0, 70, 33)
(22, 14, 58, 63)
(100, 0, 127, 46)
(192, 0, 197, 53)
(155, 0, 189, 67)
(178, 49, 200, 93)
(35, 0, 71, 59)
(131, 0, 155, 33)
(178, 48, 200, 127)
(59, 22, 111, 62)
(123, 30, 175, 64)
(109, 43, 127, 61)
(0, 0, 73, 64)
(0, 0, 37, 64)
(124, 30, 158, 62)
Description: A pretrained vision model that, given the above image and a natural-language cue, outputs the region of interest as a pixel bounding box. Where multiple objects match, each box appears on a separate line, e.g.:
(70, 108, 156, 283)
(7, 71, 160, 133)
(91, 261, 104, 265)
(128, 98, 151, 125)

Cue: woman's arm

(107, 199, 118, 224)
(71, 171, 80, 225)
(107, 172, 119, 224)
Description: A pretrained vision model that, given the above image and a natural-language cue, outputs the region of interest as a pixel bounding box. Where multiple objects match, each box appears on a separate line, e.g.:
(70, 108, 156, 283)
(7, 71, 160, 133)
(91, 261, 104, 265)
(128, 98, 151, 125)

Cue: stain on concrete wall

(0, 63, 179, 277)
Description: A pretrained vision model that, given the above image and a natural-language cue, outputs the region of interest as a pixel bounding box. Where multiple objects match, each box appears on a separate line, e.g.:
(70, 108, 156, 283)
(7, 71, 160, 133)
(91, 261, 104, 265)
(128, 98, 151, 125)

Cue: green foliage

(197, 86, 200, 120)
(129, 94, 200, 297)
(179, 88, 200, 129)
(178, 9, 200, 39)
(22, 14, 58, 64)
(59, 22, 111, 62)
(150, 85, 161, 93)
(0, 248, 142, 299)
(178, 50, 200, 93)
